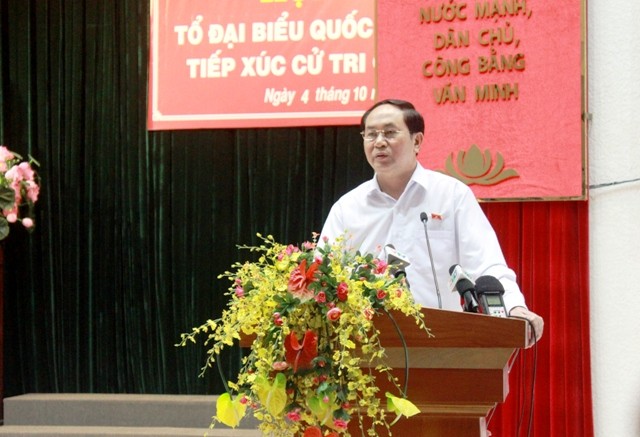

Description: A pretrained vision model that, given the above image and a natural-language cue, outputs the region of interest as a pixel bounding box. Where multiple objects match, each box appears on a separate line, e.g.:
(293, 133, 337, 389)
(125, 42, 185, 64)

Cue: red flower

(288, 259, 319, 302)
(336, 282, 349, 301)
(327, 307, 342, 322)
(376, 289, 387, 300)
(273, 312, 283, 326)
(284, 330, 318, 373)
(303, 427, 322, 437)
(302, 427, 338, 437)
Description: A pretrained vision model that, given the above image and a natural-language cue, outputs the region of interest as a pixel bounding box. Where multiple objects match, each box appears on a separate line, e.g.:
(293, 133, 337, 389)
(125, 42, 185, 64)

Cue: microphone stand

(420, 212, 442, 309)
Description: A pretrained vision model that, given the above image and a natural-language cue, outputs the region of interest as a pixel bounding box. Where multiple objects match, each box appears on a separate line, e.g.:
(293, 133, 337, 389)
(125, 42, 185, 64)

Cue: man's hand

(509, 306, 544, 347)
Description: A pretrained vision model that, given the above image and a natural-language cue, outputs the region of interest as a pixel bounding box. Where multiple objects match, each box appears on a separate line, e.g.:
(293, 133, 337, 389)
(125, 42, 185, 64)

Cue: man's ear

(413, 132, 424, 153)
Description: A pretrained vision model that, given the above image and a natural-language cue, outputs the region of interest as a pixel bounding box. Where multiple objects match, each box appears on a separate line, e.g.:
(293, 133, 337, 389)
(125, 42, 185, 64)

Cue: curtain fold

(482, 201, 592, 435)
(0, 1, 593, 435)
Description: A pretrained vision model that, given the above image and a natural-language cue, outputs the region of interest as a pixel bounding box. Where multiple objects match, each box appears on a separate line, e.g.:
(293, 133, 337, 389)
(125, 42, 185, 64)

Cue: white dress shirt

(320, 164, 527, 312)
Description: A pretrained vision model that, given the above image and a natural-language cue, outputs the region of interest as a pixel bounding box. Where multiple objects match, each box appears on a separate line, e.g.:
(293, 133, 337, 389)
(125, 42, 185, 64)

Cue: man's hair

(360, 99, 425, 134)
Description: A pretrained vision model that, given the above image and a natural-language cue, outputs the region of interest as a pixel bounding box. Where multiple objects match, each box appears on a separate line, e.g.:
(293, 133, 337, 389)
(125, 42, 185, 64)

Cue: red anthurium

(303, 426, 323, 437)
(288, 259, 320, 302)
(284, 330, 318, 373)
(302, 428, 339, 437)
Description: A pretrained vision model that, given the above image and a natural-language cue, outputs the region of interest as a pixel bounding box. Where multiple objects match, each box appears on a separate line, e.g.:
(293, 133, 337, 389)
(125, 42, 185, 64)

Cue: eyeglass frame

(360, 129, 409, 142)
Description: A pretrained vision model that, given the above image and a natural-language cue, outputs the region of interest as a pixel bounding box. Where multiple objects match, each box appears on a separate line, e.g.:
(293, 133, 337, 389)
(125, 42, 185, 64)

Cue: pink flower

(25, 180, 39, 203)
(314, 291, 326, 303)
(376, 289, 387, 300)
(18, 162, 35, 181)
(5, 211, 17, 223)
(5, 162, 35, 184)
(286, 408, 302, 422)
(336, 282, 349, 301)
(272, 361, 289, 371)
(4, 163, 40, 209)
(373, 259, 388, 274)
(326, 307, 342, 322)
(285, 244, 299, 255)
(363, 307, 374, 320)
(0, 146, 14, 160)
(9, 179, 22, 204)
(4, 165, 20, 182)
(22, 218, 34, 228)
(333, 419, 349, 429)
(235, 286, 244, 298)
(0, 146, 14, 172)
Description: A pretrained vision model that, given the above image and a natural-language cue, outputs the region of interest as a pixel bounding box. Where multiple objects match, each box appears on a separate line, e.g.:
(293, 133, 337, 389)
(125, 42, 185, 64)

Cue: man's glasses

(360, 129, 405, 142)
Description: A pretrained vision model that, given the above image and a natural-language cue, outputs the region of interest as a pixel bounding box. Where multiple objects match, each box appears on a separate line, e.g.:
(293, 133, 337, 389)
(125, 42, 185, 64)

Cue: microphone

(448, 264, 478, 313)
(420, 212, 442, 309)
(384, 244, 411, 284)
(474, 275, 507, 317)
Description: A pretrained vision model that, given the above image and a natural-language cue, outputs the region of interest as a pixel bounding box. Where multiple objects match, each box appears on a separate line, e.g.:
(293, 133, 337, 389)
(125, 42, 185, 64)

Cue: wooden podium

(363, 307, 529, 437)
(239, 306, 528, 436)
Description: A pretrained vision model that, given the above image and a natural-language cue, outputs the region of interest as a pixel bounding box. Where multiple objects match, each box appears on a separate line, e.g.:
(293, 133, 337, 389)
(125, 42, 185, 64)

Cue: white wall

(588, 1, 640, 436)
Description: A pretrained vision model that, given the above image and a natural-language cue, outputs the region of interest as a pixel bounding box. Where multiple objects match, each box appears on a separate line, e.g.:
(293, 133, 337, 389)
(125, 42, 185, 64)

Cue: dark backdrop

(0, 1, 593, 435)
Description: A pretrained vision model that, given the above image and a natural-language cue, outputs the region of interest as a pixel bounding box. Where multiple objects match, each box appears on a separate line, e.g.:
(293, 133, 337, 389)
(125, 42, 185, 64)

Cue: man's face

(362, 104, 422, 177)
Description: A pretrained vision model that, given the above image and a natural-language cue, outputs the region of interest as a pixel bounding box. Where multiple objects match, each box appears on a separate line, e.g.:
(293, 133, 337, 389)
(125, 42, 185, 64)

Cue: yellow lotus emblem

(442, 144, 519, 186)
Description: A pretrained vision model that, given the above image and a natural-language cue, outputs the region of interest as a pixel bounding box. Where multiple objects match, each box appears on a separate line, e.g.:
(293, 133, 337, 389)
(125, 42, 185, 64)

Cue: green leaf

(0, 186, 15, 210)
(307, 393, 337, 426)
(254, 372, 287, 416)
(0, 217, 9, 240)
(215, 392, 247, 428)
(386, 392, 420, 419)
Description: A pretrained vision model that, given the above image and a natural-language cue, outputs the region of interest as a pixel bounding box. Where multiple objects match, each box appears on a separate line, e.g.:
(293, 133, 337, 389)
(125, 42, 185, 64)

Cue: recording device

(474, 275, 508, 318)
(420, 212, 442, 309)
(384, 244, 411, 288)
(384, 244, 410, 274)
(448, 264, 478, 313)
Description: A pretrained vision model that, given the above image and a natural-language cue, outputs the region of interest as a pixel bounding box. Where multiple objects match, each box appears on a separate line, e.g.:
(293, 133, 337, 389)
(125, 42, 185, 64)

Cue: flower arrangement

(179, 233, 432, 436)
(0, 145, 40, 240)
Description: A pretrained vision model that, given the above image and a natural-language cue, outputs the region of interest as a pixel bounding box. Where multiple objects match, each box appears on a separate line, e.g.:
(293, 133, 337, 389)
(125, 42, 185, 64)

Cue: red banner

(377, 0, 586, 200)
(148, 0, 377, 129)
(148, 0, 586, 200)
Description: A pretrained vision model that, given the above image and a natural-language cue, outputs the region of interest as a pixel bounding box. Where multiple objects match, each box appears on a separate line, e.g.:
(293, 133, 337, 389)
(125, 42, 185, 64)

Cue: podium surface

(367, 307, 529, 436)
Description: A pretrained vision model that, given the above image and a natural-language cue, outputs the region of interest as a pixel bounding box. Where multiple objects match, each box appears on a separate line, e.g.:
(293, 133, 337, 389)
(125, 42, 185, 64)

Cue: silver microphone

(420, 212, 442, 309)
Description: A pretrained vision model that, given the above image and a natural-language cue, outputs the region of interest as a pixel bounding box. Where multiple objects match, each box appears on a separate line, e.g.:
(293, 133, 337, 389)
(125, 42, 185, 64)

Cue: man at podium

(320, 99, 543, 345)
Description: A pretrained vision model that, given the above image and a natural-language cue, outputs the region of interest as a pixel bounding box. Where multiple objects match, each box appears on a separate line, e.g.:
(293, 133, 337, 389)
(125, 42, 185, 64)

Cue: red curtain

(481, 201, 593, 436)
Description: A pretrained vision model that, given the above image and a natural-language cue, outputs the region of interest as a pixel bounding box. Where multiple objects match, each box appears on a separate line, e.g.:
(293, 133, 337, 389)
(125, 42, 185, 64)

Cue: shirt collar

(367, 163, 428, 198)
